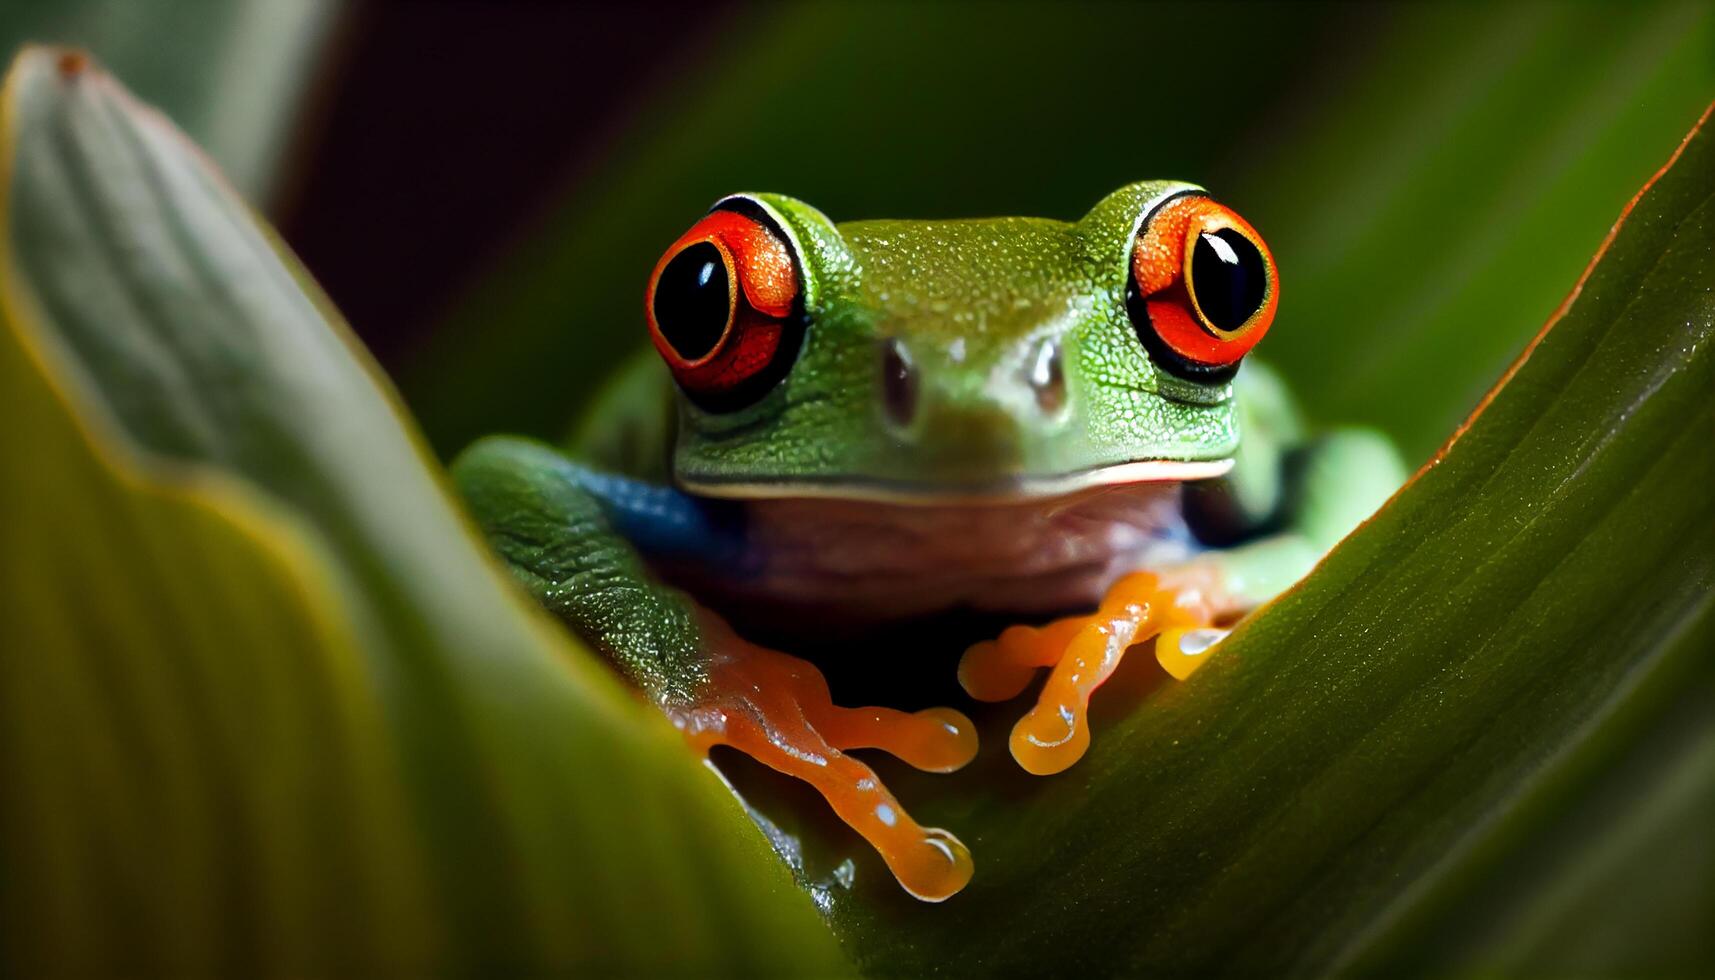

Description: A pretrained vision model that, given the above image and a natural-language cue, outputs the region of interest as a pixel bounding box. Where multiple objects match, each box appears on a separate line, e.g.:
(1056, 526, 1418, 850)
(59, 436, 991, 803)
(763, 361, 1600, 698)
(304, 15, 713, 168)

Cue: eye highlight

(1127, 194, 1277, 383)
(646, 207, 803, 411)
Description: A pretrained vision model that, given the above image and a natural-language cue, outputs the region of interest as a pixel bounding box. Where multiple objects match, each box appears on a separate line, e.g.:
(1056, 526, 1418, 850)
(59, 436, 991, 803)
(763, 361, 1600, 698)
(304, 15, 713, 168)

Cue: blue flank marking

(569, 465, 746, 567)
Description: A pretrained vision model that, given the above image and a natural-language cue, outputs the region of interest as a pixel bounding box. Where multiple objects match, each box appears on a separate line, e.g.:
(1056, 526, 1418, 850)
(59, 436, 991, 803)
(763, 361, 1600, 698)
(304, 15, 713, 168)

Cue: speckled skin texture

(674, 183, 1239, 492)
(454, 435, 709, 701)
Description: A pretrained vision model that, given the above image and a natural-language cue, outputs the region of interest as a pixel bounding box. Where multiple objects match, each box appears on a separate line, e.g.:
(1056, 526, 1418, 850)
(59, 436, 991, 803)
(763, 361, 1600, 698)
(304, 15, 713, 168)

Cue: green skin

(452, 180, 1404, 717)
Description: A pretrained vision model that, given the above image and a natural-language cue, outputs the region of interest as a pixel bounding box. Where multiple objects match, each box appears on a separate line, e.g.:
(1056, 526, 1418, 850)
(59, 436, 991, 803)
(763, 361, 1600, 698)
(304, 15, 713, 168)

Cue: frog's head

(644, 182, 1277, 502)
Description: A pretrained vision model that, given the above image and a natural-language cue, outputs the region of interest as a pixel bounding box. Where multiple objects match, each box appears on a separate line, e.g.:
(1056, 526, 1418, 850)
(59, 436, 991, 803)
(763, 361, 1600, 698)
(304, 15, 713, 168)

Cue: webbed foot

(958, 571, 1227, 775)
(671, 611, 979, 901)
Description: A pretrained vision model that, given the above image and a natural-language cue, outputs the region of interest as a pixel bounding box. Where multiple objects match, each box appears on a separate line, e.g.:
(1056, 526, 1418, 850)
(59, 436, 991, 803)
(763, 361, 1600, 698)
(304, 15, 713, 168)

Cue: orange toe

(668, 610, 975, 901)
(963, 572, 1220, 776)
(958, 619, 1085, 702)
(1156, 625, 1229, 681)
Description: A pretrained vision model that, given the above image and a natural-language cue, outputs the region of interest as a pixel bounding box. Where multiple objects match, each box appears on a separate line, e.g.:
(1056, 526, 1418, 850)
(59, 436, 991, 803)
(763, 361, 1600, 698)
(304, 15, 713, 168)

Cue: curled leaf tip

(55, 49, 91, 80)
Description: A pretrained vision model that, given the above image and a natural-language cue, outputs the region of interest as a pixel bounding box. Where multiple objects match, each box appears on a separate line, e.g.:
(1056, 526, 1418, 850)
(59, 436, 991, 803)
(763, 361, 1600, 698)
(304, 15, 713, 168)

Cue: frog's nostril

(1027, 338, 1065, 414)
(881, 337, 918, 429)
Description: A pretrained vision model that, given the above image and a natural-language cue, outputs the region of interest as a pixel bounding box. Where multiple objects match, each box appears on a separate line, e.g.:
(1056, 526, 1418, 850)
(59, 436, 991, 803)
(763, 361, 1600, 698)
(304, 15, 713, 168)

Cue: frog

(450, 181, 1405, 903)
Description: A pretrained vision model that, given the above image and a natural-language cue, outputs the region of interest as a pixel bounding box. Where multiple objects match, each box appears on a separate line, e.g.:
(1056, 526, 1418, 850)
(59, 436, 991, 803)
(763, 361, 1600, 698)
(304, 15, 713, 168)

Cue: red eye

(646, 208, 803, 411)
(1128, 195, 1277, 382)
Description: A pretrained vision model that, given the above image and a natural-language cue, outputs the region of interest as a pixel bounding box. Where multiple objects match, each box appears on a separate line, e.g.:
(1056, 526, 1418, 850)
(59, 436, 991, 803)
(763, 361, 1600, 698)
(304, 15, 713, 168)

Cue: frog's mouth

(676, 457, 1234, 506)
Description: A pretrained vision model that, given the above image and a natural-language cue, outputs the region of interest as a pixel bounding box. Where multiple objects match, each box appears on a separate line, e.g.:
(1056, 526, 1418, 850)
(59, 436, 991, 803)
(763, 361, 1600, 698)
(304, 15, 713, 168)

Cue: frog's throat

(676, 458, 1234, 506)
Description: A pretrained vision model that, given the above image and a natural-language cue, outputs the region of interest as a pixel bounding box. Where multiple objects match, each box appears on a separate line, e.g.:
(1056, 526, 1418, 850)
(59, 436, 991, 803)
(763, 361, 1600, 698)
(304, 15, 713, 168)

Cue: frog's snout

(877, 334, 1073, 472)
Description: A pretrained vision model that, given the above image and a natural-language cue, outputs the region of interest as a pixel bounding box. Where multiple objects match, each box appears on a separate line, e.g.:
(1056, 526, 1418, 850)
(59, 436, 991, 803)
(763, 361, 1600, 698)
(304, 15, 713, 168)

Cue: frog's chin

(676, 457, 1234, 506)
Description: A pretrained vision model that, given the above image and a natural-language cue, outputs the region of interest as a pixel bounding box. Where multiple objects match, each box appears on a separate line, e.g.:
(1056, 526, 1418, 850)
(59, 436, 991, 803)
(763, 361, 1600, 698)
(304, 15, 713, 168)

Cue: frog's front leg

(962, 428, 1405, 775)
(453, 436, 978, 900)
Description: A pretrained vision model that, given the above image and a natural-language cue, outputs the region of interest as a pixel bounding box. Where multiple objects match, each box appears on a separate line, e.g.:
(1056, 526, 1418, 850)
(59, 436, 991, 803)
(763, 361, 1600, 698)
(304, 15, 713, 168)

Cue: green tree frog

(452, 182, 1404, 902)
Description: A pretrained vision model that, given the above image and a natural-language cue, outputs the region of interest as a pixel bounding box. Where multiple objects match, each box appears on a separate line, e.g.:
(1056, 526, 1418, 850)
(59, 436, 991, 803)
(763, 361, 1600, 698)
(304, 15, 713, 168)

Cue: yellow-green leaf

(0, 46, 847, 976)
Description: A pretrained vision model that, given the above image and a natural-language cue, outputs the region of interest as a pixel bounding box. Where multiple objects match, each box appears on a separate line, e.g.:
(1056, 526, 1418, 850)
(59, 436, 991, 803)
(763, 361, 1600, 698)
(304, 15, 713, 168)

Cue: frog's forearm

(451, 435, 710, 703)
(1289, 428, 1405, 551)
(455, 436, 983, 901)
(1204, 427, 1406, 607)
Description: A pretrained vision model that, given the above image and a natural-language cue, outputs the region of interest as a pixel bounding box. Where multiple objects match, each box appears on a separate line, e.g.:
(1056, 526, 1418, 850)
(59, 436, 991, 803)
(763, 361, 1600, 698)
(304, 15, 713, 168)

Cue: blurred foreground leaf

(0, 47, 846, 976)
(816, 105, 1715, 976)
(0, 0, 336, 199)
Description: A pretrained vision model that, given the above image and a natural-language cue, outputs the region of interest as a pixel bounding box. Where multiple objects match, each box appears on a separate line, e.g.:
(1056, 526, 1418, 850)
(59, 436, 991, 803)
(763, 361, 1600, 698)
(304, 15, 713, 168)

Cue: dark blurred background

(8, 0, 1714, 462)
(277, 1, 740, 364)
(273, 0, 1384, 363)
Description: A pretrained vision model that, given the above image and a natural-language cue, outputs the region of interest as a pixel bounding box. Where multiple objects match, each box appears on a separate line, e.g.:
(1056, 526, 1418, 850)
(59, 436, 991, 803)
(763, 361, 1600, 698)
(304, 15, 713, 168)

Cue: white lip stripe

(677, 458, 1234, 506)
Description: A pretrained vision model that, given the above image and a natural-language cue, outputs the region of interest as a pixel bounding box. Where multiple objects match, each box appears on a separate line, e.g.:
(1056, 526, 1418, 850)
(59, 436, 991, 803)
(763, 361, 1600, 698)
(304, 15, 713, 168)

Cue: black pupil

(653, 242, 731, 360)
(1190, 228, 1266, 332)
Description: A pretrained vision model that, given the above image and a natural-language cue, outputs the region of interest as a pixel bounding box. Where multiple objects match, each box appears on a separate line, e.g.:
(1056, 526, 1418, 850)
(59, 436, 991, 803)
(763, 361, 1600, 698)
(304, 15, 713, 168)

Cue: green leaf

(812, 104, 1715, 976)
(0, 46, 847, 976)
(0, 0, 336, 199)
(1237, 0, 1715, 460)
